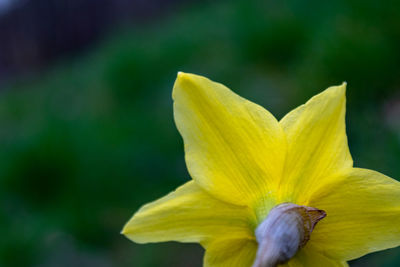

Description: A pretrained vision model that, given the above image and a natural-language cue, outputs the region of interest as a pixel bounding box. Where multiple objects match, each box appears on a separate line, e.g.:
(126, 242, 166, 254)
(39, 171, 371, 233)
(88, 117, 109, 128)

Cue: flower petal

(122, 181, 255, 244)
(203, 238, 257, 267)
(278, 83, 353, 203)
(283, 246, 348, 267)
(173, 72, 286, 206)
(308, 168, 400, 261)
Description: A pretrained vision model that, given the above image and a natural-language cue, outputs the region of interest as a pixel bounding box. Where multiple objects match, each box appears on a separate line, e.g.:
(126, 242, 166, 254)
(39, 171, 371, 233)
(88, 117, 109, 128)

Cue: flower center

(252, 203, 326, 267)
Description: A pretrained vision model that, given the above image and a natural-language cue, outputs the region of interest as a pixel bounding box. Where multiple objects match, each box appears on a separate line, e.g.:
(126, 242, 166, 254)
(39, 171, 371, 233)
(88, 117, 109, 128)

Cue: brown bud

(252, 203, 326, 267)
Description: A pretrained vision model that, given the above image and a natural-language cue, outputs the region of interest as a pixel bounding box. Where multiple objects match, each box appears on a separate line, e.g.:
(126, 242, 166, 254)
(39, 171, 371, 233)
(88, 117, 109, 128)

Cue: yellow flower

(122, 72, 400, 267)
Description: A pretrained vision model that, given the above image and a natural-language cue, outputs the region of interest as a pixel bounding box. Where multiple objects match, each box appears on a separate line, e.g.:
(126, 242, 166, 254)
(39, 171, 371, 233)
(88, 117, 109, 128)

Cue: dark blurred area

(0, 0, 186, 80)
(1, 0, 400, 266)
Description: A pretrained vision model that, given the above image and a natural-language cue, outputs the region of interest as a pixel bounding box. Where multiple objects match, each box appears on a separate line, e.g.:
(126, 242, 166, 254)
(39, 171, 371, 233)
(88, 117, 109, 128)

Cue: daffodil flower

(122, 73, 400, 267)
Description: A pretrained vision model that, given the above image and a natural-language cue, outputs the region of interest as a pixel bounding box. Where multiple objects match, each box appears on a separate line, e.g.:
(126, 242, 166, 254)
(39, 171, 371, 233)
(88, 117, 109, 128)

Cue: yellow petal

(282, 246, 348, 267)
(173, 72, 286, 206)
(122, 181, 255, 244)
(278, 83, 353, 204)
(308, 168, 400, 261)
(203, 238, 257, 267)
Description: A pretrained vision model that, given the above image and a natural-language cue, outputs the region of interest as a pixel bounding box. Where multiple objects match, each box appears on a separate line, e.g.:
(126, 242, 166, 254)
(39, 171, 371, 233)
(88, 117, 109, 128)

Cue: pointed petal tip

(341, 81, 347, 93)
(121, 217, 139, 237)
(335, 81, 347, 91)
(173, 71, 196, 99)
(177, 71, 186, 78)
(172, 72, 214, 102)
(120, 225, 145, 243)
(176, 71, 209, 82)
(176, 71, 196, 81)
(324, 81, 347, 98)
(120, 224, 130, 236)
(173, 72, 186, 100)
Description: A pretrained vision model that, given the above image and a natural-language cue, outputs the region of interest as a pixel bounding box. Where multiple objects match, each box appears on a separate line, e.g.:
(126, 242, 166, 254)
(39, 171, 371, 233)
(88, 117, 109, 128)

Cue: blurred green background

(1, 0, 400, 266)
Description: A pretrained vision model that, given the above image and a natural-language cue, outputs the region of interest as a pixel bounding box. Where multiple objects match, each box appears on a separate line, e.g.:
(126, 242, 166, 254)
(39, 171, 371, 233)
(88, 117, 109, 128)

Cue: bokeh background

(1, 0, 400, 266)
